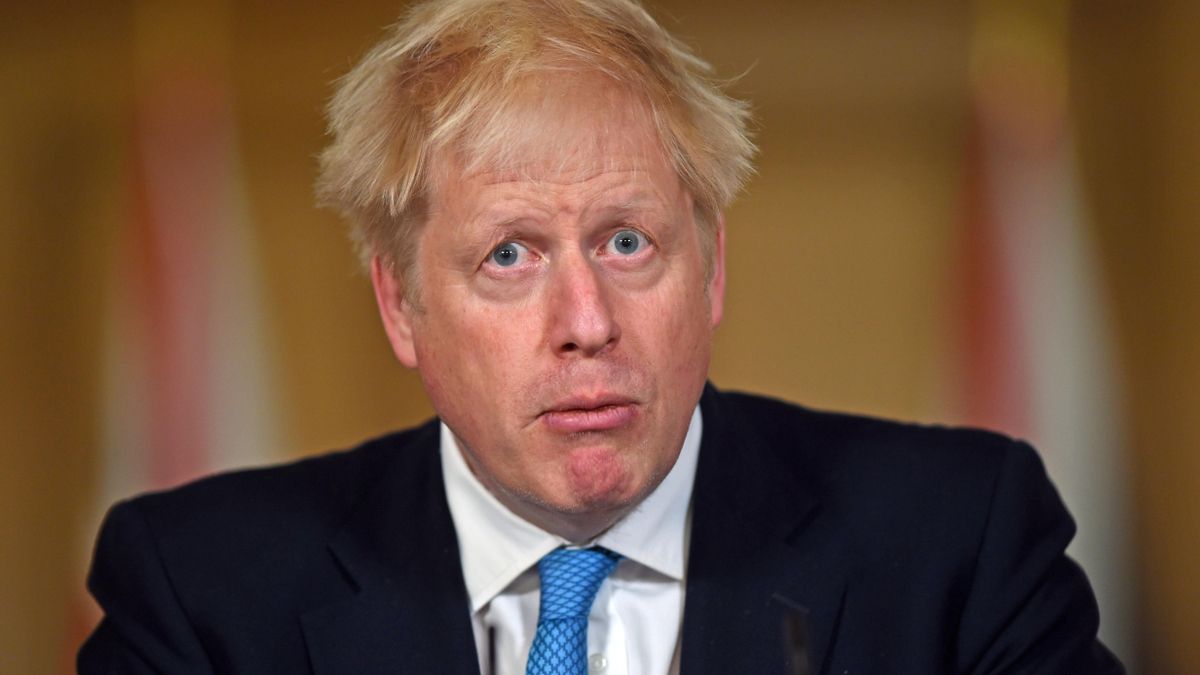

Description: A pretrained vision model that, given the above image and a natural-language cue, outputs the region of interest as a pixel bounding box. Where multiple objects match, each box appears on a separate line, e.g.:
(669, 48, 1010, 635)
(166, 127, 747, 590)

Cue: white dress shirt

(440, 406, 702, 675)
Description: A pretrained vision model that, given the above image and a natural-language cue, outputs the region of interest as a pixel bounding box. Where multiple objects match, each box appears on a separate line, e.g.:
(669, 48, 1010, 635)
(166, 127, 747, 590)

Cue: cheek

(637, 277, 712, 356)
(462, 303, 539, 375)
(414, 303, 536, 408)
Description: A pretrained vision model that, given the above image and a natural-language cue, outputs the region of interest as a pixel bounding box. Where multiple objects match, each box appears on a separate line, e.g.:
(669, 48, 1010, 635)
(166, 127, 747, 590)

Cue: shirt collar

(440, 406, 702, 613)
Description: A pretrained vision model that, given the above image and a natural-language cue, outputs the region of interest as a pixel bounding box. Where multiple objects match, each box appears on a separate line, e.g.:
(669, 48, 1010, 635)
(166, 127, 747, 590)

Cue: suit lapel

(300, 422, 480, 675)
(680, 386, 848, 675)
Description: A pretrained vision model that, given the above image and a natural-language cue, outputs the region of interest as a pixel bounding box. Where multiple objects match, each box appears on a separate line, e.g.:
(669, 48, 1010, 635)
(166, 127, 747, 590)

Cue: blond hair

(317, 0, 755, 291)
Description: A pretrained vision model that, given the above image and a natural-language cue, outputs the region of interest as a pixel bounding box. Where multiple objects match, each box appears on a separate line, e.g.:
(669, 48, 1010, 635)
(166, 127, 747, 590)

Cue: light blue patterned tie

(526, 547, 621, 675)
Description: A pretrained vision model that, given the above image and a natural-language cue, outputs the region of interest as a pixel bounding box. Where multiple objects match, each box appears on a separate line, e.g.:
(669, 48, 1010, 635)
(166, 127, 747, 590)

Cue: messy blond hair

(317, 0, 755, 292)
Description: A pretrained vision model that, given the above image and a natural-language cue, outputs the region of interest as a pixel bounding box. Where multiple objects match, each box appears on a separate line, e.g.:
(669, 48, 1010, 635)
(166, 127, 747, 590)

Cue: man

(79, 0, 1123, 673)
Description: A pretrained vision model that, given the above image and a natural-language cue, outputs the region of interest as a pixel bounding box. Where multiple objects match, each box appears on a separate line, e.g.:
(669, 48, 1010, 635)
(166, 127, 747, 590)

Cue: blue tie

(526, 547, 621, 675)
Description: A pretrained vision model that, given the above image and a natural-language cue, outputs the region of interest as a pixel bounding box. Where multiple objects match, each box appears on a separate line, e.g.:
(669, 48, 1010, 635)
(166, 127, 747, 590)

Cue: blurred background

(2, 0, 1196, 672)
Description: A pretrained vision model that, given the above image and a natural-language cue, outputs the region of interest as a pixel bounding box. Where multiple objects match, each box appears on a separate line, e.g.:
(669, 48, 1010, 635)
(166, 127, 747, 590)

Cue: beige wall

(2, 1, 1195, 672)
(1073, 2, 1200, 672)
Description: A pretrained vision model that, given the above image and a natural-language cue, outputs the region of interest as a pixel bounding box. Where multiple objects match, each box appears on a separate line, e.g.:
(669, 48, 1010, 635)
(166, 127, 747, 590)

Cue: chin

(561, 445, 648, 510)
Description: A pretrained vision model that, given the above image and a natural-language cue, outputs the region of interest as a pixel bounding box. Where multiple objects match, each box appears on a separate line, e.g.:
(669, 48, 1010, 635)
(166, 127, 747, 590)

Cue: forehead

(431, 72, 675, 191)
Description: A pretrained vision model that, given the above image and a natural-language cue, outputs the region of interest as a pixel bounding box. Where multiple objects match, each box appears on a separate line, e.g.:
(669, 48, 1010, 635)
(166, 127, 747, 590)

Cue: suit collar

(299, 421, 480, 675)
(681, 384, 848, 675)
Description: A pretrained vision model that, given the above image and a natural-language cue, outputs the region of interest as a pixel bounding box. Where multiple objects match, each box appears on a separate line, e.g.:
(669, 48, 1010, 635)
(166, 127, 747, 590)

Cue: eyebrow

(463, 203, 549, 233)
(581, 187, 670, 218)
(466, 185, 667, 228)
(570, 197, 670, 230)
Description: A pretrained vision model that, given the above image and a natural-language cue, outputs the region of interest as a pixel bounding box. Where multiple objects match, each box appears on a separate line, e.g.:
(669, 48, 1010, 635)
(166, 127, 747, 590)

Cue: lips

(540, 395, 638, 433)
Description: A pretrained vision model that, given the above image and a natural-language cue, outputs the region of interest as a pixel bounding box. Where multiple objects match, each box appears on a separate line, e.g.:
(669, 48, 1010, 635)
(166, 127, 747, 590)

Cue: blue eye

(608, 229, 644, 255)
(490, 241, 527, 267)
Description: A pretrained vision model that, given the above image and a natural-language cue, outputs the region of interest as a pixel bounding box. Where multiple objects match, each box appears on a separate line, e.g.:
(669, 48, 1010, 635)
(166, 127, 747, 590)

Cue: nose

(547, 252, 620, 358)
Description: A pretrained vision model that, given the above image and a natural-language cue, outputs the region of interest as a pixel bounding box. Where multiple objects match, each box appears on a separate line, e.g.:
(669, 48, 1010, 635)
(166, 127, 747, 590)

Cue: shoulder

(706, 386, 1060, 556)
(81, 420, 443, 671)
(714, 386, 1033, 483)
(103, 419, 440, 571)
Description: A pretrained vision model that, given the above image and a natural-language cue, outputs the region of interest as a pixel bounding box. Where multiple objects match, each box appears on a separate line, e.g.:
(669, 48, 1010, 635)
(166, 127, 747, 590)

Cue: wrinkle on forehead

(429, 71, 671, 192)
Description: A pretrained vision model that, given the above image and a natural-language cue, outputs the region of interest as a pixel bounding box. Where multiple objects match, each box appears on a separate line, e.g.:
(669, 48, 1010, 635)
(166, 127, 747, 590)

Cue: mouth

(539, 394, 639, 434)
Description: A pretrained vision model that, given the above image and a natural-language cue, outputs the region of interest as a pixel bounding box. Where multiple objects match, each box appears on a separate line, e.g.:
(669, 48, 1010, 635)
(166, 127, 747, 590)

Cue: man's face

(373, 83, 724, 539)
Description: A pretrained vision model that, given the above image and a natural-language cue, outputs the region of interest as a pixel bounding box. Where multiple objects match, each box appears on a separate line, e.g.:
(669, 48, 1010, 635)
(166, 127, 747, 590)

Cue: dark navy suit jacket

(79, 385, 1124, 674)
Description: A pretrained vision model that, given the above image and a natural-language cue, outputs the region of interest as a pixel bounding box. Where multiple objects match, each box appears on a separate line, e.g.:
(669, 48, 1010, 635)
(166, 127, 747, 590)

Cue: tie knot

(536, 547, 621, 621)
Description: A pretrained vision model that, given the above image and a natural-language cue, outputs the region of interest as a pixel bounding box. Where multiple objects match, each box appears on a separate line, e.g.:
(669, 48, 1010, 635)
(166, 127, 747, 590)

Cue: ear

(370, 256, 420, 368)
(708, 214, 726, 328)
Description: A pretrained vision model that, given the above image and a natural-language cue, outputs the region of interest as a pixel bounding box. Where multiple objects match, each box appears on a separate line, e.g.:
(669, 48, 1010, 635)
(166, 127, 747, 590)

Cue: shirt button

(588, 653, 608, 673)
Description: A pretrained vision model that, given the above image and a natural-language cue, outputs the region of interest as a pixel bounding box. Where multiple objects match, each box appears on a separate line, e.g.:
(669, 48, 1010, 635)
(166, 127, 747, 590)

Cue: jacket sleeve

(77, 499, 215, 674)
(955, 440, 1125, 674)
